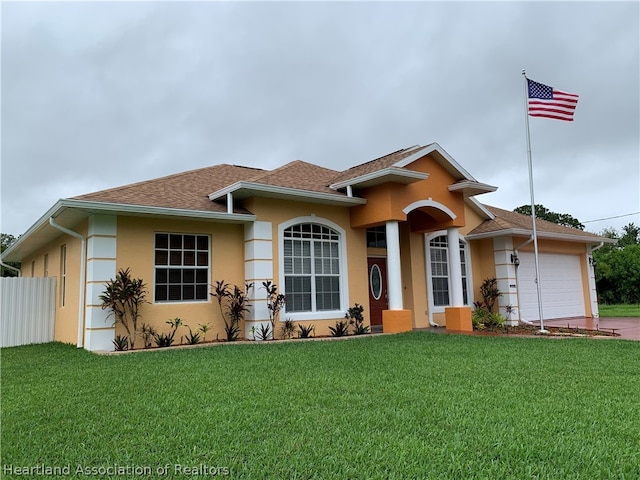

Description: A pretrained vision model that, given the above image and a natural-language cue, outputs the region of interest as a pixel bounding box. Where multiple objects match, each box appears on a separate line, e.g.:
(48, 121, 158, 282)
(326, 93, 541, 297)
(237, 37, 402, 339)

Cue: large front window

(283, 223, 341, 313)
(428, 235, 470, 307)
(154, 233, 209, 302)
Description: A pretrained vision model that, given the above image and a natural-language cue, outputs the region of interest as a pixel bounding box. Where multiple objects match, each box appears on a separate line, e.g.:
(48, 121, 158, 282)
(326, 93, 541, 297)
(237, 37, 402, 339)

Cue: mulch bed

(477, 323, 619, 338)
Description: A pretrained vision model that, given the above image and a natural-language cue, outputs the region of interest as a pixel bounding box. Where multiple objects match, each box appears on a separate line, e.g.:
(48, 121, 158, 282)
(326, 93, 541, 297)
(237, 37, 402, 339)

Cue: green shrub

(329, 320, 350, 337)
(345, 303, 369, 335)
(280, 319, 296, 339)
(298, 324, 315, 338)
(112, 335, 129, 351)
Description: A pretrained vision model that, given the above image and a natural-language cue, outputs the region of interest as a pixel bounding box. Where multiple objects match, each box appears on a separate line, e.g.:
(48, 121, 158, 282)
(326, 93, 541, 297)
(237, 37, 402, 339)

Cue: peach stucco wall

(21, 220, 88, 345)
(350, 153, 466, 229)
(244, 197, 369, 336)
(114, 217, 246, 343)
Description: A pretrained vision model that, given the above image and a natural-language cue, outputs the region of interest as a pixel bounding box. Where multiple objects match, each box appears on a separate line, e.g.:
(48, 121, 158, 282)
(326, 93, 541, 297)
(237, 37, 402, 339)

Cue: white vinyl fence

(1, 277, 56, 348)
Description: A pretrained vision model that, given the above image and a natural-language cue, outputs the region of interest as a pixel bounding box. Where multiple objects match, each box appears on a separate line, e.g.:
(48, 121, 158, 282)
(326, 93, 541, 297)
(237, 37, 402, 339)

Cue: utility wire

(582, 212, 640, 224)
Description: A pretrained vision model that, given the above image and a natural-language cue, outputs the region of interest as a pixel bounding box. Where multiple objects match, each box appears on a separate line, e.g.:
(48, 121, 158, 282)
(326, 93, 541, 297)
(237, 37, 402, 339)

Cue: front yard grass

(599, 303, 640, 317)
(2, 332, 639, 479)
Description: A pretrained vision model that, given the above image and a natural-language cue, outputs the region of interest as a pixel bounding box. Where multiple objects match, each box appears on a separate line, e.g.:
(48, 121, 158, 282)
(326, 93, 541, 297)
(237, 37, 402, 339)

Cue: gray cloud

(2, 1, 638, 236)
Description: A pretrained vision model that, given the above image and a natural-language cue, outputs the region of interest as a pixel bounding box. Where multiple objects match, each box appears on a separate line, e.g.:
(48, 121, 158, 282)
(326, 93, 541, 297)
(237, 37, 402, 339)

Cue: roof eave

(448, 181, 498, 196)
(329, 168, 429, 191)
(467, 198, 496, 220)
(2, 199, 257, 262)
(465, 228, 616, 244)
(209, 182, 367, 206)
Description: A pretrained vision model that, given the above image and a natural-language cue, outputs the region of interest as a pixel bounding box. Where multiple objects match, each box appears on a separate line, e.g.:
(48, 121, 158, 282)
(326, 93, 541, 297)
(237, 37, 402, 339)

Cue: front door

(368, 257, 388, 326)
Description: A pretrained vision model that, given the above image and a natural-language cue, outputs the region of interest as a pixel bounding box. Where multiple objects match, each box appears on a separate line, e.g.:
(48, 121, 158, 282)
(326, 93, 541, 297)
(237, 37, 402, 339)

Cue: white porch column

(244, 221, 273, 339)
(493, 237, 520, 325)
(447, 227, 464, 307)
(84, 215, 117, 351)
(385, 220, 403, 310)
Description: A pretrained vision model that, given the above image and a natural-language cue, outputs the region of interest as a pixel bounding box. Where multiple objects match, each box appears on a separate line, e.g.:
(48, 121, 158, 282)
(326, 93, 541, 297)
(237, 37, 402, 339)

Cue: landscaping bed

(476, 323, 619, 338)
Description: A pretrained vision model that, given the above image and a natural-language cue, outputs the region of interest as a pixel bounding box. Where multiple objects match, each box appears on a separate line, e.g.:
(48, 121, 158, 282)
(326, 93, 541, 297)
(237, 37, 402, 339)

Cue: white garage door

(518, 252, 586, 321)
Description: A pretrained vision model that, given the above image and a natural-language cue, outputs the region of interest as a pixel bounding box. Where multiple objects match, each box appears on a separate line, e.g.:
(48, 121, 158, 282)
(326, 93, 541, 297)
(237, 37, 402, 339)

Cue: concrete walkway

(531, 317, 640, 341)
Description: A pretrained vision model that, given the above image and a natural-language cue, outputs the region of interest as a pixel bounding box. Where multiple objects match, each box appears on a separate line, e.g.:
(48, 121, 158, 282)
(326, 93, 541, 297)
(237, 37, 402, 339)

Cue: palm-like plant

(210, 281, 252, 341)
(99, 268, 148, 350)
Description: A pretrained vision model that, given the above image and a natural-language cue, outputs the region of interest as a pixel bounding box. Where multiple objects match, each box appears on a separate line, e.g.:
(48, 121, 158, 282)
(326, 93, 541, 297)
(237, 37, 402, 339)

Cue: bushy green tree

(514, 204, 584, 230)
(594, 223, 640, 304)
(1, 233, 20, 277)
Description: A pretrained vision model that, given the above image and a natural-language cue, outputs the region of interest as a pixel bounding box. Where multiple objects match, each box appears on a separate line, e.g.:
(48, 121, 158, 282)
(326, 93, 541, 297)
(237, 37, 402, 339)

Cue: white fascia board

(329, 167, 428, 190)
(64, 199, 256, 222)
(465, 228, 615, 244)
(209, 182, 367, 206)
(1, 199, 256, 261)
(448, 180, 498, 195)
(395, 143, 477, 182)
(466, 198, 495, 220)
(1, 200, 67, 259)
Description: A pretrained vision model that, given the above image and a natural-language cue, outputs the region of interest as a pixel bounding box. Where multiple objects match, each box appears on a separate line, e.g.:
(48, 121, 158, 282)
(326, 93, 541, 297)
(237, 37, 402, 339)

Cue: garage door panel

(518, 253, 585, 321)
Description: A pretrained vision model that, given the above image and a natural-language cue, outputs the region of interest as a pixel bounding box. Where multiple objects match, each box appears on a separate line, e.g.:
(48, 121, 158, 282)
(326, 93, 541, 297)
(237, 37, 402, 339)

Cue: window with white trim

(283, 223, 341, 313)
(428, 235, 470, 307)
(154, 233, 209, 302)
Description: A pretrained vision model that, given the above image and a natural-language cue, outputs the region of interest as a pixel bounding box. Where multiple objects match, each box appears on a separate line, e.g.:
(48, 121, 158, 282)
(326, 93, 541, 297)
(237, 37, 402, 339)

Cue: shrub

(112, 335, 129, 351)
(154, 318, 184, 348)
(198, 323, 211, 342)
(184, 327, 201, 345)
(479, 277, 501, 313)
(280, 319, 296, 340)
(99, 268, 148, 350)
(211, 281, 252, 341)
(298, 324, 315, 338)
(329, 320, 350, 337)
(153, 332, 175, 348)
(472, 279, 506, 330)
(139, 323, 157, 349)
(345, 303, 369, 335)
(263, 280, 286, 335)
(254, 323, 273, 341)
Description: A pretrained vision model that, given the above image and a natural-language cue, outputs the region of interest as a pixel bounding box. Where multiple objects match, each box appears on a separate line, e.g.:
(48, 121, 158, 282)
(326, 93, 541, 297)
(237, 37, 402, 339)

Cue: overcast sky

(2, 1, 639, 238)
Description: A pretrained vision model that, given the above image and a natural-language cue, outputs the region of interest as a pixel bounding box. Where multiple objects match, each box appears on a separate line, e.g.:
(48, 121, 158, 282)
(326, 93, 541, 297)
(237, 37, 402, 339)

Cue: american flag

(527, 78, 579, 121)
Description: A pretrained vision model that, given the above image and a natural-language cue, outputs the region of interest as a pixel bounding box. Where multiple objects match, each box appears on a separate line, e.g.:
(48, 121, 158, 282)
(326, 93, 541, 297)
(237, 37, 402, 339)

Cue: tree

(619, 223, 640, 247)
(1, 233, 20, 277)
(513, 204, 584, 230)
(593, 223, 640, 304)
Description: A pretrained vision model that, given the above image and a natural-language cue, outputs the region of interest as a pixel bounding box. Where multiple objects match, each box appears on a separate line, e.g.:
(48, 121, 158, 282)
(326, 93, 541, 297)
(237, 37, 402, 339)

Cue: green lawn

(599, 303, 640, 317)
(2, 333, 639, 479)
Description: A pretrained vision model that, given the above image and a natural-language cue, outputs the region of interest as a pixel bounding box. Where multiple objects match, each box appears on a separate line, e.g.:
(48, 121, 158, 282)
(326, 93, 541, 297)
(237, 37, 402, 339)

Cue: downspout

(49, 217, 86, 348)
(0, 260, 21, 276)
(513, 236, 534, 324)
(590, 242, 604, 254)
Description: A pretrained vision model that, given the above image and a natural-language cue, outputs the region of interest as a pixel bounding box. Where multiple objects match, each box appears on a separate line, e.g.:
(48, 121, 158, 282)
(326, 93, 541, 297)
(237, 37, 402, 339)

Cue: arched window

(426, 233, 471, 309)
(280, 219, 347, 318)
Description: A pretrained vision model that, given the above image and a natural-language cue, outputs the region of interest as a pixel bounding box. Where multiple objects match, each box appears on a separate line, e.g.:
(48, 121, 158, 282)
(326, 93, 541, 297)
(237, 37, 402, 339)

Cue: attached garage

(518, 252, 586, 321)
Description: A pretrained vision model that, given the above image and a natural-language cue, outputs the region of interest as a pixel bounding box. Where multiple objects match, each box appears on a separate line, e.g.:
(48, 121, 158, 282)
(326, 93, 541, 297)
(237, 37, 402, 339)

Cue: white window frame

(278, 217, 349, 322)
(153, 232, 211, 304)
(425, 231, 473, 315)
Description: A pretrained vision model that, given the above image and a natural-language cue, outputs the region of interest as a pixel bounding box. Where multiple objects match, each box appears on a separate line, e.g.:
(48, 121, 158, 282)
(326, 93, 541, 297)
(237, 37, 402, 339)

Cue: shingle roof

(248, 160, 342, 195)
(470, 205, 605, 240)
(329, 146, 426, 185)
(72, 164, 264, 213)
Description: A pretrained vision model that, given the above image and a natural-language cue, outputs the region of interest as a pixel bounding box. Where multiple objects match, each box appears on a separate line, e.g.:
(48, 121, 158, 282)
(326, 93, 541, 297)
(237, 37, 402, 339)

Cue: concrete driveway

(532, 317, 640, 340)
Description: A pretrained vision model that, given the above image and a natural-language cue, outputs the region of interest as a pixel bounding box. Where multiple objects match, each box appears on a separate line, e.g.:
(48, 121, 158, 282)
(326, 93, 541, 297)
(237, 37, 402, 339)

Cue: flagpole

(522, 69, 547, 333)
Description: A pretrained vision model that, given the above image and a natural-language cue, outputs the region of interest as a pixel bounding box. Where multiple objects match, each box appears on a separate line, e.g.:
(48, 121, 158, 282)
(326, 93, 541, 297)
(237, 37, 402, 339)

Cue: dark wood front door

(368, 257, 388, 326)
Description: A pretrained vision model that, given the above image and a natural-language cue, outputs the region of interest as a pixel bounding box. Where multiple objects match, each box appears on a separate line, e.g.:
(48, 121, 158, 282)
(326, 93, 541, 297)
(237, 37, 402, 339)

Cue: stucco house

(2, 143, 610, 351)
